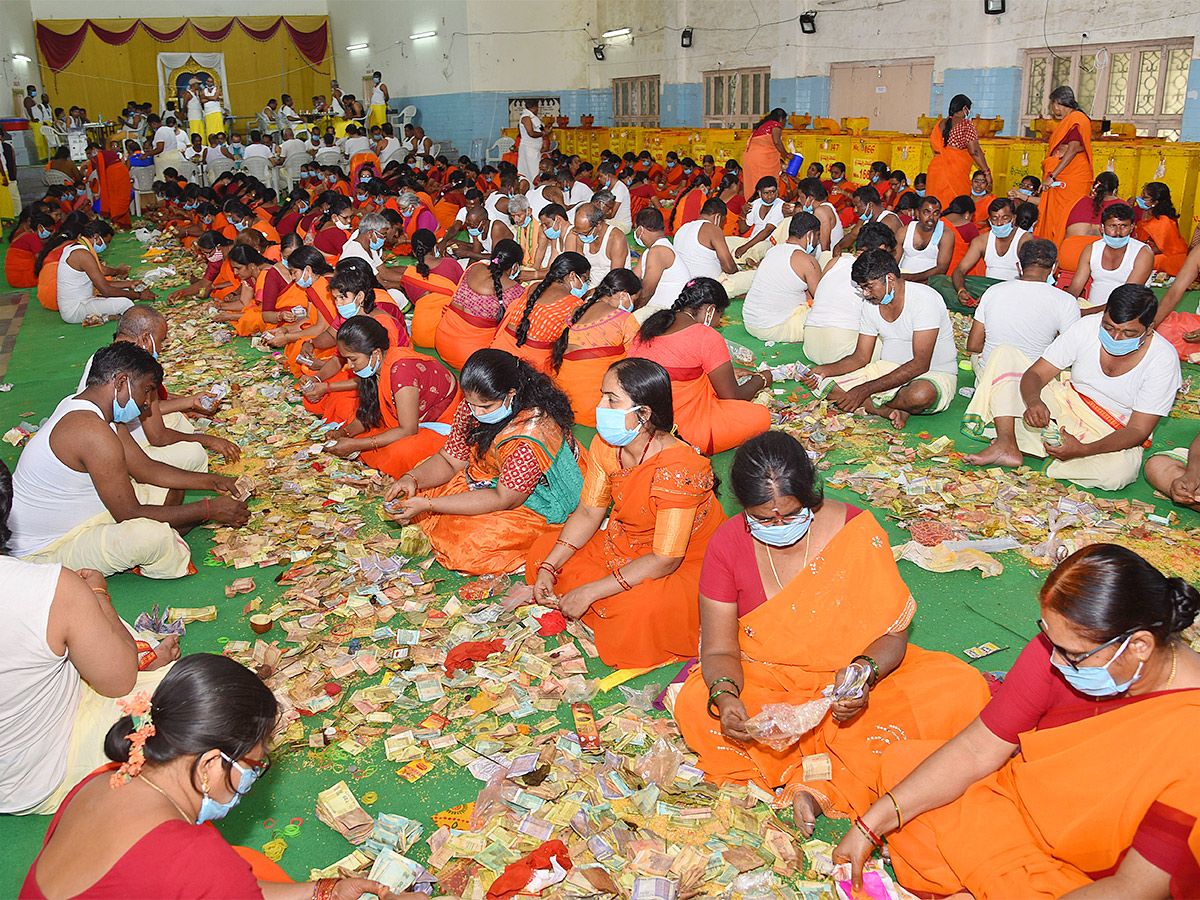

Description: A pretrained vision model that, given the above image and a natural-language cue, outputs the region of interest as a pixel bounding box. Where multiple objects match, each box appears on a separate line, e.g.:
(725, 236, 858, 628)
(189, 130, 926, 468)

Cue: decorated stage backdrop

(35, 17, 330, 125)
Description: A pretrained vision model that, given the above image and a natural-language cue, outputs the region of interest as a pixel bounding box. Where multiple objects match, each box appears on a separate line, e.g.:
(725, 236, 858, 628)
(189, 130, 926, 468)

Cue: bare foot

(887, 408, 910, 429)
(792, 790, 822, 837)
(143, 634, 181, 670)
(500, 582, 535, 611)
(963, 442, 1024, 467)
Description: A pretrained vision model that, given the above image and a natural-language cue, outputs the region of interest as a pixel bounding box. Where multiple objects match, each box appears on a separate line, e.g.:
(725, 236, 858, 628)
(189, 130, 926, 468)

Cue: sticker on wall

(876, 86, 887, 93)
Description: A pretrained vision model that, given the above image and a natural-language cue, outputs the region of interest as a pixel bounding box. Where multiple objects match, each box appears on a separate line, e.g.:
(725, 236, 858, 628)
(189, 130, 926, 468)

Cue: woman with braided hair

(434, 240, 526, 371)
(627, 277, 772, 454)
(489, 252, 590, 374)
(382, 349, 585, 574)
(551, 268, 642, 426)
(403, 228, 463, 348)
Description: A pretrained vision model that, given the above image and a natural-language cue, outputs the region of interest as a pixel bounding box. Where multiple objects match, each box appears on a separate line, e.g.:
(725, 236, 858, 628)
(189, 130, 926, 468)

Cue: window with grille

(703, 67, 770, 129)
(1020, 39, 1191, 139)
(612, 76, 660, 127)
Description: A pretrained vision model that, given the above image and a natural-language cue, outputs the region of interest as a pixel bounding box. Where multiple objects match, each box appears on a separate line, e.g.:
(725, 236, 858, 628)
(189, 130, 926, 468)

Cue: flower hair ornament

(109, 691, 156, 788)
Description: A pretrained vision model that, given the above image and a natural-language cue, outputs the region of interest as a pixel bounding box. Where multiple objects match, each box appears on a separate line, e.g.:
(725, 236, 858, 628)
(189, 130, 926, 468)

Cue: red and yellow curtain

(36, 16, 330, 122)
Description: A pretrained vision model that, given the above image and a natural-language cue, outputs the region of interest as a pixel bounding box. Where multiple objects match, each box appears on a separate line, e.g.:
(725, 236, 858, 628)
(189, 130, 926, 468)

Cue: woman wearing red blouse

(836, 544, 1200, 900)
(21, 654, 408, 900)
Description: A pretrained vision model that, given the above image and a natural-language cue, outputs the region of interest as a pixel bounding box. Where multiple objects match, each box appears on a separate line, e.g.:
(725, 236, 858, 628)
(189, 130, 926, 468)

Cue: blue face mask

(295, 271, 314, 289)
(569, 279, 588, 298)
(369, 235, 385, 251)
(666, 161, 677, 169)
(111, 380, 142, 424)
(1018, 187, 1034, 197)
(971, 187, 987, 197)
(1046, 273, 1056, 284)
(467, 226, 483, 238)
(1102, 233, 1130, 249)
(1052, 635, 1142, 697)
(1098, 324, 1144, 356)
(858, 210, 873, 223)
(871, 174, 881, 183)
(1135, 197, 1150, 210)
(579, 232, 598, 244)
(471, 397, 513, 424)
(357, 192, 368, 202)
(874, 275, 895, 306)
(38, 227, 51, 239)
(747, 507, 814, 547)
(353, 353, 380, 378)
(595, 405, 643, 447)
(544, 225, 561, 240)
(196, 757, 260, 824)
(802, 204, 814, 214)
(683, 167, 693, 175)
(336, 300, 359, 318)
(990, 221, 1014, 239)
(92, 239, 107, 253)
(233, 220, 248, 232)
(299, 203, 309, 214)
(914, 188, 926, 198)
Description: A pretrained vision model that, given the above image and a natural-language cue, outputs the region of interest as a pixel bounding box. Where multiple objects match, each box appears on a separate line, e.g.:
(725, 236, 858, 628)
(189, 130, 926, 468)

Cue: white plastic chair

(282, 152, 309, 192)
(205, 154, 235, 181)
(256, 111, 279, 138)
(315, 147, 345, 168)
(428, 142, 441, 157)
(131, 164, 156, 216)
(243, 155, 273, 187)
(398, 105, 417, 130)
(486, 136, 515, 166)
(379, 149, 404, 171)
(42, 168, 75, 187)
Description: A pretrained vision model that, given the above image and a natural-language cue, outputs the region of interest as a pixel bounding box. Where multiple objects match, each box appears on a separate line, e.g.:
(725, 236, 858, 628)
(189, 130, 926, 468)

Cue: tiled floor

(0, 292, 30, 380)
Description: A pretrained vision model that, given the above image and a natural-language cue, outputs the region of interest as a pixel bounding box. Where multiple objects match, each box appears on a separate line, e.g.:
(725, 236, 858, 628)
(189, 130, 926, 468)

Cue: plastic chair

(379, 149, 404, 171)
(206, 154, 235, 182)
(42, 168, 75, 187)
(131, 164, 156, 216)
(398, 105, 417, 130)
(243, 155, 273, 187)
(315, 147, 345, 167)
(256, 111, 279, 138)
(486, 136, 515, 166)
(428, 142, 441, 157)
(282, 152, 309, 192)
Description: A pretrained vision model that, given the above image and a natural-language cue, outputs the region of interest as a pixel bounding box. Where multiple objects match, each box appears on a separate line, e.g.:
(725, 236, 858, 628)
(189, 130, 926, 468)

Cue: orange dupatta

(742, 124, 783, 200)
(526, 437, 725, 668)
(884, 689, 1200, 899)
(1036, 110, 1093, 246)
(640, 355, 770, 455)
(674, 512, 989, 817)
(403, 265, 459, 348)
(926, 121, 974, 211)
(1138, 215, 1189, 276)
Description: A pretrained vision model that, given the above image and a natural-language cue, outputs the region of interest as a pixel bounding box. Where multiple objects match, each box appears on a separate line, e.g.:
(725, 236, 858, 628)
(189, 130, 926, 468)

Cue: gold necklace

(1165, 643, 1178, 689)
(765, 531, 811, 592)
(139, 775, 192, 824)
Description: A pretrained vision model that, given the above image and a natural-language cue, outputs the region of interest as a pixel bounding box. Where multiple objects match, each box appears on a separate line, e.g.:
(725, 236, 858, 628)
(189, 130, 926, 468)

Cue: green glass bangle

(707, 676, 739, 696)
(852, 654, 880, 686)
(707, 689, 738, 718)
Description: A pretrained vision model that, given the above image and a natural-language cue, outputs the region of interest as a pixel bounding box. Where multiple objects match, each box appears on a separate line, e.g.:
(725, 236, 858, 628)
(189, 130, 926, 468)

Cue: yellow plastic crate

(1093, 144, 1141, 200)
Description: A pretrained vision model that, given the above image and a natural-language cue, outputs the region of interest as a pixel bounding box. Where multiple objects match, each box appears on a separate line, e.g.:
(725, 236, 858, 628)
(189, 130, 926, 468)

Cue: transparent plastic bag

(619, 684, 658, 711)
(744, 698, 832, 751)
(730, 871, 777, 898)
(469, 763, 511, 830)
(562, 675, 598, 704)
(632, 737, 683, 787)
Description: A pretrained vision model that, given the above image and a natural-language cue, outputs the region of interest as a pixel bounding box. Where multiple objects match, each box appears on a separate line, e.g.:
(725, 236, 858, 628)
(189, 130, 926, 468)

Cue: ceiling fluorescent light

(13, 54, 32, 62)
(409, 30, 437, 40)
(602, 27, 632, 38)
(345, 42, 368, 51)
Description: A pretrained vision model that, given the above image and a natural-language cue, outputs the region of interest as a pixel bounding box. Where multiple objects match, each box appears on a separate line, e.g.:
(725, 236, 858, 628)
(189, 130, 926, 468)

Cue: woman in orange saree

(626, 278, 771, 455)
(926, 94, 991, 211)
(383, 349, 585, 575)
(1036, 86, 1094, 247)
(403, 229, 464, 348)
(435, 244, 527, 371)
(527, 359, 725, 669)
(835, 544, 1200, 900)
(742, 108, 788, 201)
(260, 250, 337, 372)
(88, 148, 132, 229)
(1135, 182, 1189, 276)
(552, 269, 642, 427)
(666, 176, 710, 236)
(320, 316, 461, 479)
(489, 252, 587, 374)
(675, 432, 989, 833)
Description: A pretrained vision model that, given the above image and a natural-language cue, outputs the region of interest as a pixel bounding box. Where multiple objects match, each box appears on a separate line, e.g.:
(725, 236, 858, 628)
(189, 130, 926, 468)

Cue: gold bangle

(886, 790, 903, 830)
(92, 588, 110, 596)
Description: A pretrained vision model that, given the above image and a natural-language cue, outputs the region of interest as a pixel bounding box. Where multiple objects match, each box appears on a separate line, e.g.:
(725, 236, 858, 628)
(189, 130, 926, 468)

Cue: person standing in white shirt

(517, 99, 546, 185)
(145, 115, 181, 180)
(964, 238, 1079, 374)
(180, 79, 204, 140)
(809, 249, 958, 428)
(963, 284, 1181, 490)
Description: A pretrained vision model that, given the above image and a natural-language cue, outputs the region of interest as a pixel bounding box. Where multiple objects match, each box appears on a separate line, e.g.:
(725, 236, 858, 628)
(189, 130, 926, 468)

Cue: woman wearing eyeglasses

(20, 653, 411, 900)
(674, 431, 989, 838)
(834, 543, 1200, 900)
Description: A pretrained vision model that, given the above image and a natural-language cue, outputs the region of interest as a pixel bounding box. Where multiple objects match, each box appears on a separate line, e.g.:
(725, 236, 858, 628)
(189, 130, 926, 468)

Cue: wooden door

(830, 59, 934, 132)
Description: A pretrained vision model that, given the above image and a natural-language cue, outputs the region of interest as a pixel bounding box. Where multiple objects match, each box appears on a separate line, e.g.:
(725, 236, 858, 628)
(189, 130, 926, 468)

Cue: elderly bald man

(77, 306, 240, 473)
(566, 201, 628, 287)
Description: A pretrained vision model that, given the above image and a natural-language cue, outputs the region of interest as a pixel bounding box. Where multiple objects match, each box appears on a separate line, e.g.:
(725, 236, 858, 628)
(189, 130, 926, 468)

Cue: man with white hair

(566, 202, 627, 287)
(506, 194, 539, 273)
(339, 211, 409, 301)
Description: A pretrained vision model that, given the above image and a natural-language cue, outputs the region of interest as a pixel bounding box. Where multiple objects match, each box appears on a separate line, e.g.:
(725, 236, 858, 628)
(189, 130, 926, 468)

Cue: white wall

(30, 0, 328, 18)
(1, 0, 39, 119)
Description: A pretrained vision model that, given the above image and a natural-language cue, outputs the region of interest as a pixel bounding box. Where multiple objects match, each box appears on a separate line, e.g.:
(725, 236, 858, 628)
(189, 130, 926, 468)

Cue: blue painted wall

(770, 76, 830, 118)
(939, 67, 1023, 137)
(1182, 60, 1200, 142)
(662, 83, 701, 128)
